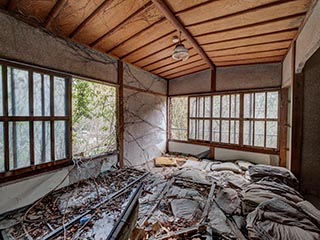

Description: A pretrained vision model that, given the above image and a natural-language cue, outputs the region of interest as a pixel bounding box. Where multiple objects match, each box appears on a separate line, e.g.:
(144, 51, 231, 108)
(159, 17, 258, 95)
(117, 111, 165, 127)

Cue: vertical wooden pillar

(279, 88, 288, 167)
(118, 60, 124, 168)
(166, 79, 169, 153)
(210, 68, 216, 158)
(291, 72, 304, 180)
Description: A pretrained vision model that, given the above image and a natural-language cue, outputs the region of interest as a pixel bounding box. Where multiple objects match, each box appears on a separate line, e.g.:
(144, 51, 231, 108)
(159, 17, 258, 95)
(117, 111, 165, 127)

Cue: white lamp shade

(172, 43, 189, 61)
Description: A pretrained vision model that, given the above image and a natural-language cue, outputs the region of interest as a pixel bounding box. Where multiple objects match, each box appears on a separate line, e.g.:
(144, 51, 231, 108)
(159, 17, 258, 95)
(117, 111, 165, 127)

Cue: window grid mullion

(29, 70, 34, 166)
(2, 64, 9, 172)
(264, 92, 267, 148)
(50, 75, 55, 162)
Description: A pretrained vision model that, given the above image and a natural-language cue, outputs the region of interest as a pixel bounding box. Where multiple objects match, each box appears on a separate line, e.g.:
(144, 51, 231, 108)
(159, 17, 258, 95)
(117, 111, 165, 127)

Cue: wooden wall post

(118, 60, 124, 168)
(279, 88, 288, 167)
(290, 72, 304, 180)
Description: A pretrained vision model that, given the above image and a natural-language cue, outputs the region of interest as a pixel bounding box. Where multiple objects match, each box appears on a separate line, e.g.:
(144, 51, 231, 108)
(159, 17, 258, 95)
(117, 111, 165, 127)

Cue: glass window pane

(221, 120, 229, 143)
(197, 97, 204, 117)
(34, 73, 50, 116)
(0, 123, 4, 172)
(0, 65, 3, 116)
(255, 92, 265, 119)
(190, 97, 196, 117)
(243, 120, 253, 145)
(267, 92, 278, 119)
(244, 93, 254, 118)
(204, 96, 211, 117)
(34, 121, 51, 164)
(197, 120, 203, 140)
(204, 120, 210, 141)
(254, 121, 265, 147)
(9, 122, 30, 170)
(189, 119, 196, 139)
(212, 120, 220, 142)
(55, 121, 67, 160)
(230, 120, 239, 144)
(54, 77, 67, 116)
(8, 67, 29, 116)
(230, 94, 240, 118)
(221, 95, 230, 118)
(212, 96, 220, 118)
(266, 121, 278, 148)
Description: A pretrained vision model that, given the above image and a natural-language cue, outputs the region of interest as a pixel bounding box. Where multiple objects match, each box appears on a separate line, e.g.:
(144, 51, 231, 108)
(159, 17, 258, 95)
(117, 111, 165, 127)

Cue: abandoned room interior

(0, 0, 320, 239)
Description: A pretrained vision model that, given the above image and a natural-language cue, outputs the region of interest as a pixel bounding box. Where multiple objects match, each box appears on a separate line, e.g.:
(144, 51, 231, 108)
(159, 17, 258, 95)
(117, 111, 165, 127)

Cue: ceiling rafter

(151, 0, 215, 70)
(90, 1, 154, 48)
(155, 58, 204, 75)
(69, 0, 113, 39)
(164, 64, 209, 79)
(44, 0, 67, 27)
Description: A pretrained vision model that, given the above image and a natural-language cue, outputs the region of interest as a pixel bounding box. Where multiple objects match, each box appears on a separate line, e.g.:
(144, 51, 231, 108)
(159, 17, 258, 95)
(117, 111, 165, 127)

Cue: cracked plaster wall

(123, 63, 167, 166)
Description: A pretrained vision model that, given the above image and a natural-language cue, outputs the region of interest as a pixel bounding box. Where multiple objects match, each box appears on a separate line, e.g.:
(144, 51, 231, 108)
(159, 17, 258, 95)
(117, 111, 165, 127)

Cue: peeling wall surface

(123, 64, 167, 166)
(169, 70, 211, 95)
(216, 63, 282, 91)
(300, 47, 320, 207)
(0, 155, 118, 215)
(0, 11, 117, 83)
(296, 1, 320, 73)
(282, 46, 294, 87)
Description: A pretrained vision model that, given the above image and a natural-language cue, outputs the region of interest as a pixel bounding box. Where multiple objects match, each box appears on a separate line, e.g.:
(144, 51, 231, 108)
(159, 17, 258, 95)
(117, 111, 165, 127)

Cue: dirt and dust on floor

(1, 154, 320, 240)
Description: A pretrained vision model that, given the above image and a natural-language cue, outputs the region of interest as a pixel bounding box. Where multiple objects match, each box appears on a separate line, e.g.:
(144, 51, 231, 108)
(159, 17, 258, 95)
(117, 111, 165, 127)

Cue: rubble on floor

(1, 155, 320, 240)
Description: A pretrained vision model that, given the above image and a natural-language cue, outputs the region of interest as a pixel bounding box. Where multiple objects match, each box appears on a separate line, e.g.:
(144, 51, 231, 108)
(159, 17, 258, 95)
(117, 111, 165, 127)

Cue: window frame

(0, 60, 72, 181)
(168, 96, 188, 141)
(176, 88, 281, 154)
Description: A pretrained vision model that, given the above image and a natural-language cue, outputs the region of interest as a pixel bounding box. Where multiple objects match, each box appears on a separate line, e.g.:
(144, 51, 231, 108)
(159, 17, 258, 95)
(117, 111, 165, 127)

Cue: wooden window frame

(0, 60, 72, 182)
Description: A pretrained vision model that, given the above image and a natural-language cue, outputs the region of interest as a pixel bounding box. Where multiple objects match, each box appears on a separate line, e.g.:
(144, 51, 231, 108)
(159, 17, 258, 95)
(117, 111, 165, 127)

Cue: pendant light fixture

(172, 31, 189, 61)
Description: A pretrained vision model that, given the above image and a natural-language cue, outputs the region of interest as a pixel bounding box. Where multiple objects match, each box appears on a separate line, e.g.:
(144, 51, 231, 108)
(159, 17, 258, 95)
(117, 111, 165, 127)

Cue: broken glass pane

(0, 65, 3, 116)
(197, 97, 204, 117)
(34, 73, 50, 116)
(254, 121, 265, 147)
(34, 121, 51, 164)
(244, 93, 254, 118)
(230, 94, 240, 118)
(9, 122, 30, 170)
(230, 120, 239, 144)
(222, 95, 230, 118)
(212, 120, 220, 142)
(190, 97, 196, 117)
(55, 121, 67, 160)
(0, 123, 4, 172)
(54, 77, 67, 116)
(212, 95, 220, 118)
(204, 120, 210, 141)
(266, 121, 278, 148)
(221, 120, 229, 143)
(189, 119, 196, 139)
(204, 96, 211, 117)
(243, 120, 253, 145)
(255, 92, 265, 119)
(197, 120, 203, 140)
(8, 67, 29, 116)
(267, 91, 278, 119)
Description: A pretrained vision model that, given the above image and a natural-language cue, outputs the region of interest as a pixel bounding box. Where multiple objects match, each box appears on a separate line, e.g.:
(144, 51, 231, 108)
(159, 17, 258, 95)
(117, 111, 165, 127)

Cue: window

(169, 97, 188, 140)
(0, 62, 71, 178)
(189, 96, 211, 141)
(185, 90, 280, 151)
(72, 79, 117, 157)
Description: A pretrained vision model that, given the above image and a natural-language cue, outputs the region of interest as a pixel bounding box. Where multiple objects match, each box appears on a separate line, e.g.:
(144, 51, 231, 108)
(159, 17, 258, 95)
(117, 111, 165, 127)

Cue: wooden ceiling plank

(166, 0, 210, 13)
(187, 0, 309, 36)
(196, 15, 305, 45)
(215, 56, 283, 66)
(107, 17, 165, 53)
(151, 0, 215, 69)
(90, 1, 153, 47)
(44, 0, 66, 27)
(152, 55, 202, 74)
(208, 41, 291, 57)
(202, 30, 297, 52)
(210, 49, 287, 62)
(163, 64, 209, 79)
(156, 59, 205, 76)
(69, 0, 113, 39)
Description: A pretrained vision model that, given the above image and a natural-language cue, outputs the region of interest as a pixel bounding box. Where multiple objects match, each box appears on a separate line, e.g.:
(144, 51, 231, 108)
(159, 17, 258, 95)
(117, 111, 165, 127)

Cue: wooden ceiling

(0, 0, 313, 79)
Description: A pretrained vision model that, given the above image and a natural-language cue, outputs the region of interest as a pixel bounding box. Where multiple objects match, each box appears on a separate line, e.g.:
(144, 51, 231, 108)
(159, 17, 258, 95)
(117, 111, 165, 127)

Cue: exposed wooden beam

(214, 56, 283, 67)
(279, 88, 288, 167)
(6, 0, 16, 11)
(163, 64, 209, 79)
(151, 0, 215, 70)
(158, 59, 205, 76)
(69, 0, 113, 39)
(90, 1, 154, 47)
(44, 0, 67, 27)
